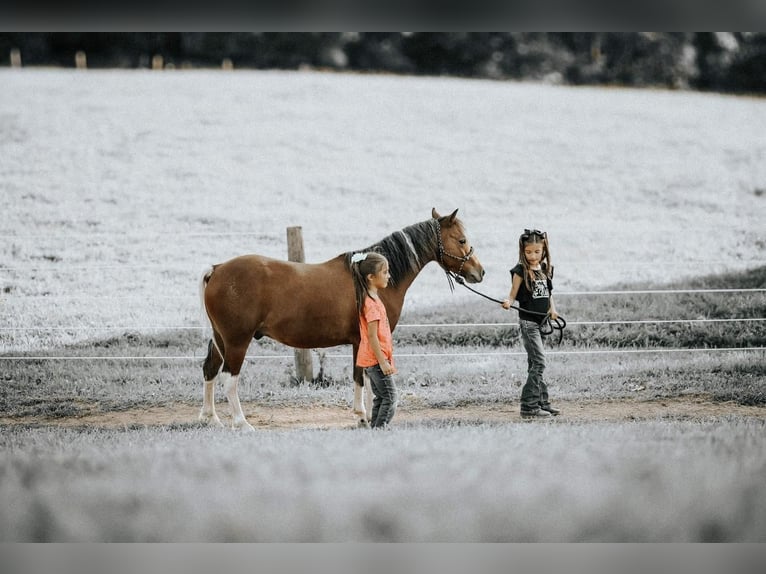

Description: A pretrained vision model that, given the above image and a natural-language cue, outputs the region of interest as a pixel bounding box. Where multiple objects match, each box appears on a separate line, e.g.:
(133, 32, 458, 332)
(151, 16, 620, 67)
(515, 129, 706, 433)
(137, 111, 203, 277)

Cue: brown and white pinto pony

(199, 208, 484, 430)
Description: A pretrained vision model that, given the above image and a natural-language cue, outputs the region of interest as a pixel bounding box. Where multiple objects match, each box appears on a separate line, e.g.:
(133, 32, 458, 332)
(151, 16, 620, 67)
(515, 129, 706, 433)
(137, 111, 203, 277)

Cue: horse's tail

(199, 265, 215, 332)
(199, 265, 228, 367)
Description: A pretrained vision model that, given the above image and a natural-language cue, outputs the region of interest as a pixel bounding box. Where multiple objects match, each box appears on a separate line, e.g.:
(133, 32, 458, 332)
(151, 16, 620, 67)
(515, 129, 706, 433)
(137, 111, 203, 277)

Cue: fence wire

(2, 280, 764, 359)
(1, 317, 764, 332)
(1, 347, 764, 361)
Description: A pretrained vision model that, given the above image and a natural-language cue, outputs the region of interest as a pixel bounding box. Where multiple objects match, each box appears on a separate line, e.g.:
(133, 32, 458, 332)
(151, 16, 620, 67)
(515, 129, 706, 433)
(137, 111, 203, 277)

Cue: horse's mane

(344, 217, 464, 285)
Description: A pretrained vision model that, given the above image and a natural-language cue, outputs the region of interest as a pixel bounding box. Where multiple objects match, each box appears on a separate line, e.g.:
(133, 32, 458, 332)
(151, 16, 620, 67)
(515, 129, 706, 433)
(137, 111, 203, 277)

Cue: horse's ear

(432, 208, 459, 225)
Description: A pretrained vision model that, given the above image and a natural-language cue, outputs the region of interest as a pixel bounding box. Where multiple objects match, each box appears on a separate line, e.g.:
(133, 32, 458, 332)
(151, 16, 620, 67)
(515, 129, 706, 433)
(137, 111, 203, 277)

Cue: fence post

(287, 226, 314, 383)
(10, 48, 21, 68)
(75, 51, 87, 69)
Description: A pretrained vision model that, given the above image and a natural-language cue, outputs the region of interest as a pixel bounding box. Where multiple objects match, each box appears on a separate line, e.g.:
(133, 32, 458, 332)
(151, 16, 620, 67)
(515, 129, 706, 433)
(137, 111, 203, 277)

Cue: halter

(434, 217, 474, 291)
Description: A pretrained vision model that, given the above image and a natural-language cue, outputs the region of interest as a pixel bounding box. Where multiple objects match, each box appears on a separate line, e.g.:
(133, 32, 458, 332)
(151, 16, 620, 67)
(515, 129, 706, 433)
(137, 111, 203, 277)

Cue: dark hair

(518, 230, 553, 291)
(350, 252, 389, 316)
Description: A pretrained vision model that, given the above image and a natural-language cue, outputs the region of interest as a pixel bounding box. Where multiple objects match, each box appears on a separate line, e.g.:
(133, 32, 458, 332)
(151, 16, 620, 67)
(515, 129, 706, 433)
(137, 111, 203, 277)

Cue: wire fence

(0, 317, 764, 332)
(2, 288, 766, 299)
(2, 251, 764, 361)
(1, 316, 764, 360)
(1, 347, 764, 361)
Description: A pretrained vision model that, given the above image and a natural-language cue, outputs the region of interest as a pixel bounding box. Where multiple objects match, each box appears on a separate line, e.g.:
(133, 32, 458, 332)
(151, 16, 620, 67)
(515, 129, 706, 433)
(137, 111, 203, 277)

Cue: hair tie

(350, 252, 369, 264)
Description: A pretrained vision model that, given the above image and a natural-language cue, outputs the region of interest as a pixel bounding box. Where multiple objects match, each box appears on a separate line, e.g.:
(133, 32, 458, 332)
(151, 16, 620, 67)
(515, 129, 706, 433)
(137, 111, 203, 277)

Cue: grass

(2, 419, 765, 542)
(1, 70, 765, 542)
(4, 266, 762, 420)
(2, 70, 765, 356)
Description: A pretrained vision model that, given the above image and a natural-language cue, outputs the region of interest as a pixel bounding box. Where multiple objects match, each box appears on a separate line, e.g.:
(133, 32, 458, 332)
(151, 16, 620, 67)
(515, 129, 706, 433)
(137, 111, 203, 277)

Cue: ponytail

(350, 251, 389, 316)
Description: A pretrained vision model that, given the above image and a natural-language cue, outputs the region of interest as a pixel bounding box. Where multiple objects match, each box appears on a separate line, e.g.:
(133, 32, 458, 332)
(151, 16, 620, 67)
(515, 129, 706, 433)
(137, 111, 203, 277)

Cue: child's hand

(501, 299, 511, 309)
(549, 311, 559, 320)
(381, 360, 395, 376)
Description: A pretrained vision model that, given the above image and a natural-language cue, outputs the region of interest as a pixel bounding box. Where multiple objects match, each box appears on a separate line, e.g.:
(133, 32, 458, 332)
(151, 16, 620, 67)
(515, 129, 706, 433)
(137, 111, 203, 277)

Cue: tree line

(2, 32, 764, 94)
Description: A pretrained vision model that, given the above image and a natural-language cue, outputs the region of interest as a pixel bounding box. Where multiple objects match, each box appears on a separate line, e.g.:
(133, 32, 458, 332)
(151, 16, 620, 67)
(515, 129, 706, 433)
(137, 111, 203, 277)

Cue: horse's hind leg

(220, 344, 255, 432)
(200, 338, 224, 427)
(352, 363, 371, 428)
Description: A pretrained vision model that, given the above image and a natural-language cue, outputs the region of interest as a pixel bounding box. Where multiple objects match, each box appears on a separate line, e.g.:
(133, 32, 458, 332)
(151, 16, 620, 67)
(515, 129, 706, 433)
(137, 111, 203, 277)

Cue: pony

(199, 208, 484, 430)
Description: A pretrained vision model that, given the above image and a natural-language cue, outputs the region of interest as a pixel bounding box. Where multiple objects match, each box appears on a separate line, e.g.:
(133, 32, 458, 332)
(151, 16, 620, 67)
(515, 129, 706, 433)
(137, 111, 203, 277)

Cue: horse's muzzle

(464, 266, 485, 284)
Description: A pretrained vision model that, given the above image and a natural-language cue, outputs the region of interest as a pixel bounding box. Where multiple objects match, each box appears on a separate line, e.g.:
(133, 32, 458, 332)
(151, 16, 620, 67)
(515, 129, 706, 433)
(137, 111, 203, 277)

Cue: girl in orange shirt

(351, 251, 398, 429)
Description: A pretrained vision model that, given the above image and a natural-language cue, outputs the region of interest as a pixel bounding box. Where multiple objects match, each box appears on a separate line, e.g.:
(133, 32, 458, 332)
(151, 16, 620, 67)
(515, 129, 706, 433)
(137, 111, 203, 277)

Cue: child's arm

(548, 295, 558, 320)
(502, 273, 523, 309)
(367, 320, 395, 375)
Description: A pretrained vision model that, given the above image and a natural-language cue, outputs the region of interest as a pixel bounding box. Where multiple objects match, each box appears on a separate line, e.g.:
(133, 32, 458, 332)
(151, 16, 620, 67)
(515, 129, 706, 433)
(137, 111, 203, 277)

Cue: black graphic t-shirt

(510, 263, 553, 324)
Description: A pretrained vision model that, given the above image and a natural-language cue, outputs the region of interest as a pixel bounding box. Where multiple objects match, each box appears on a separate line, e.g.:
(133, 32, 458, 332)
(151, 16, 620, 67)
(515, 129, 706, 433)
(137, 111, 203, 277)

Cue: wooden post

(75, 51, 87, 69)
(287, 226, 314, 383)
(10, 48, 21, 68)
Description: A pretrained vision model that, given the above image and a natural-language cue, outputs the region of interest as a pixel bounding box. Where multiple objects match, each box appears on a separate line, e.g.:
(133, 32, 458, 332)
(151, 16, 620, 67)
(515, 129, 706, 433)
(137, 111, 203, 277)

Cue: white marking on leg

(221, 372, 255, 432)
(199, 377, 223, 427)
(363, 372, 373, 423)
(353, 380, 365, 417)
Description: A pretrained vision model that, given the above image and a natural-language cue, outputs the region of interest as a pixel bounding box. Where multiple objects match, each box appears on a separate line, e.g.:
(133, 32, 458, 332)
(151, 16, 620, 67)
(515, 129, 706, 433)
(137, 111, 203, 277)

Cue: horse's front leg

(220, 371, 255, 431)
(352, 363, 371, 428)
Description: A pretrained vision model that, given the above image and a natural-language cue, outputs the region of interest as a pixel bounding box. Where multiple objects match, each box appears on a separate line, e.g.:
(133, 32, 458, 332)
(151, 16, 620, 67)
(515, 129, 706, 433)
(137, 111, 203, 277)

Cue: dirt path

(2, 395, 764, 429)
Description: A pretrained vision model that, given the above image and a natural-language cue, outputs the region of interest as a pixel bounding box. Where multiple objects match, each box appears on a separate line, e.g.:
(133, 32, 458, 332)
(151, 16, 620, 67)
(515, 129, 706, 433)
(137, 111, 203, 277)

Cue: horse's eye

(459, 239, 467, 245)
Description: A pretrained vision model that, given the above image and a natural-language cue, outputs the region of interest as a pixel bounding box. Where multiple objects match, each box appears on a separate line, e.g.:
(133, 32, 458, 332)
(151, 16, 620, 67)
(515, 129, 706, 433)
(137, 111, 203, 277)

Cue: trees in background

(1, 32, 764, 94)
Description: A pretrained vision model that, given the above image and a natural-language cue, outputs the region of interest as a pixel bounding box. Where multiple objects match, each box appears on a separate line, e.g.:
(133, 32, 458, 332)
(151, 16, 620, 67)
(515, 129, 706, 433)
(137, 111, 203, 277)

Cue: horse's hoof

(232, 421, 256, 432)
(199, 414, 224, 428)
(357, 419, 371, 429)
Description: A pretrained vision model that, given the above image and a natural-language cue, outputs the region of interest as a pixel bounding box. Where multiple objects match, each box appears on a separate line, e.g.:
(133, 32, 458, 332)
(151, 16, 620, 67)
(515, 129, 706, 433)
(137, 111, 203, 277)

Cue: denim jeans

(519, 319, 549, 411)
(364, 364, 398, 428)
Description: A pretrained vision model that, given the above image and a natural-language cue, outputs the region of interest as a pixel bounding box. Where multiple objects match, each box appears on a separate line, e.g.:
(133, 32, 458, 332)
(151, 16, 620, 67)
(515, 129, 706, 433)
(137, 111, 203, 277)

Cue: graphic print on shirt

(531, 278, 550, 299)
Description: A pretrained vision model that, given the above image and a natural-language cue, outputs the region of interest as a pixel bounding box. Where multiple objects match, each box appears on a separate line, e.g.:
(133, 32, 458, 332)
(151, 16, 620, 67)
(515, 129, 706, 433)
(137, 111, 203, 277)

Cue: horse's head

(432, 208, 485, 284)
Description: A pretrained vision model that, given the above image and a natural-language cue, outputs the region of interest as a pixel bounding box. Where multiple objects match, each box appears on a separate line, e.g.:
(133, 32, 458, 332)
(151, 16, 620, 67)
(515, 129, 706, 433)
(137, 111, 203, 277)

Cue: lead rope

(433, 218, 566, 343)
(447, 271, 567, 345)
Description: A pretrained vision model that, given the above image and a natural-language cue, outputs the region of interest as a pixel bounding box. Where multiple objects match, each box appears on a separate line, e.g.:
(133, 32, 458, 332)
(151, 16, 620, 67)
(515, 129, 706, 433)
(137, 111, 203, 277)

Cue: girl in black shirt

(502, 229, 560, 418)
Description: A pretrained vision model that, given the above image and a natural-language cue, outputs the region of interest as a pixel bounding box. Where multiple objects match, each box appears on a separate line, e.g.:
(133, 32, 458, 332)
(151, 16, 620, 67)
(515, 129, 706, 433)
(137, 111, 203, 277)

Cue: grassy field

(1, 69, 765, 542)
(2, 69, 764, 350)
(2, 419, 765, 542)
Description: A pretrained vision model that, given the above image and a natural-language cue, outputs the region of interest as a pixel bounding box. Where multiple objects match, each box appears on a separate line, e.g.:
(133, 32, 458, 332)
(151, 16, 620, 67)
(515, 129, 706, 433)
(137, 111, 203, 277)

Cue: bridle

(434, 218, 566, 344)
(434, 217, 474, 290)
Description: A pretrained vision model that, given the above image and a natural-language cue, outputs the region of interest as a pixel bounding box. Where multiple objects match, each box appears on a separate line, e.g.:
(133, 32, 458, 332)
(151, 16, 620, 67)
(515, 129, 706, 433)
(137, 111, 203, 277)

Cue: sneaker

(540, 404, 561, 416)
(520, 408, 552, 419)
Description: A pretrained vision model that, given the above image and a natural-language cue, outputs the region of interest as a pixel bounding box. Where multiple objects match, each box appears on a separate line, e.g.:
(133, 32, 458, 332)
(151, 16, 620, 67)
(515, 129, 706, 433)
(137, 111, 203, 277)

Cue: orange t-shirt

(356, 296, 396, 370)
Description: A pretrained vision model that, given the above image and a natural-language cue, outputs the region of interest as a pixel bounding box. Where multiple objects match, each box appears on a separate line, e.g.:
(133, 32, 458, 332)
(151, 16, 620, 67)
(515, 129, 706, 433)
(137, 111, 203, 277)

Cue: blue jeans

(364, 365, 398, 428)
(519, 319, 550, 411)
